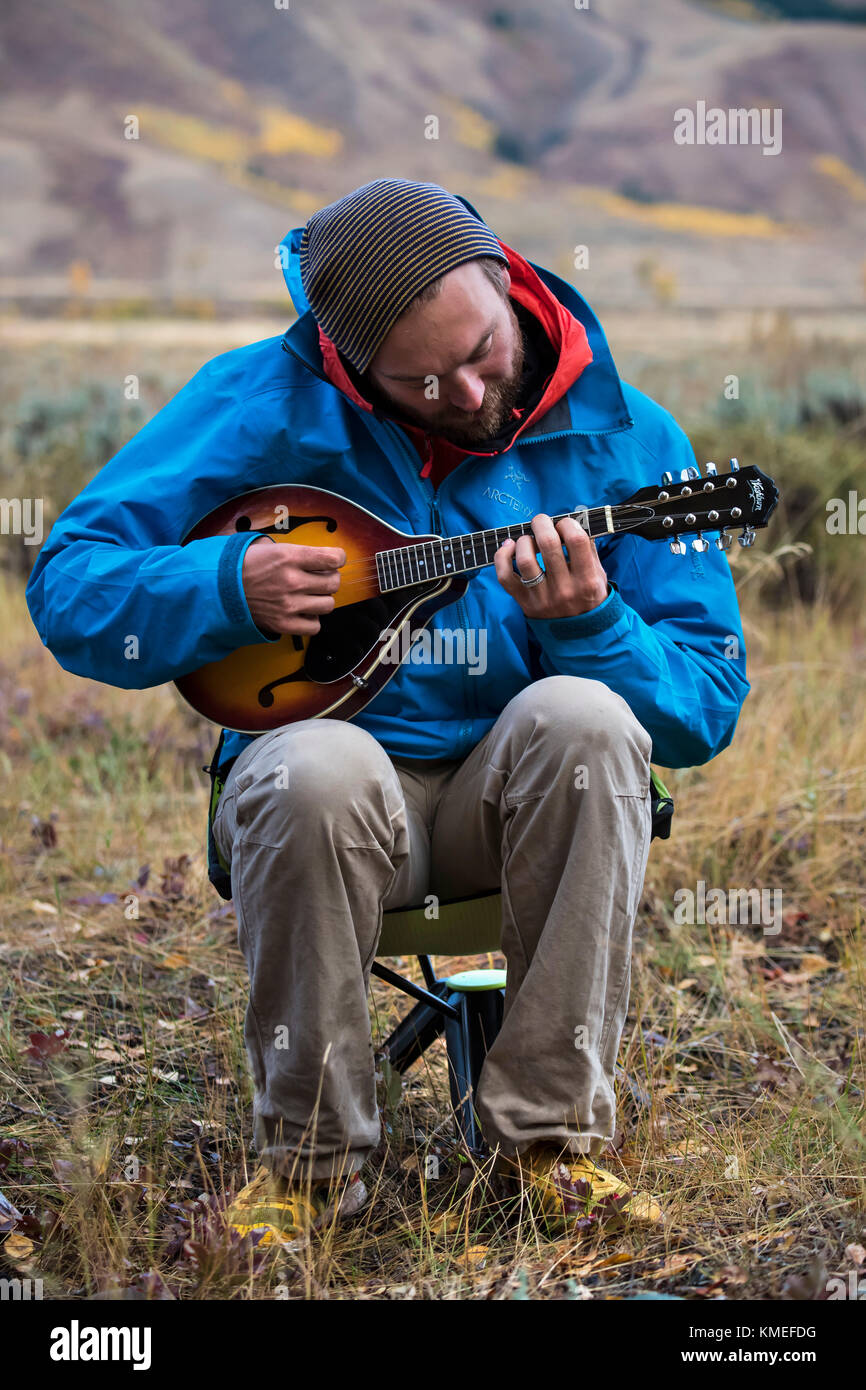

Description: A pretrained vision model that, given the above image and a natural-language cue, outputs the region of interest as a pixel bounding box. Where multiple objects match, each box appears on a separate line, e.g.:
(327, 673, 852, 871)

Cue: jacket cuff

(217, 532, 281, 643)
(528, 583, 626, 644)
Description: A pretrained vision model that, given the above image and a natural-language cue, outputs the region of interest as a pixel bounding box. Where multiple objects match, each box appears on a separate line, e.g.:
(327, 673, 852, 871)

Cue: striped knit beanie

(299, 179, 509, 373)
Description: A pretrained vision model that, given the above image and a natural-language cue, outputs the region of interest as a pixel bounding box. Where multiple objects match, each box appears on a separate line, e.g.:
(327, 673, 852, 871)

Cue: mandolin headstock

(616, 459, 779, 552)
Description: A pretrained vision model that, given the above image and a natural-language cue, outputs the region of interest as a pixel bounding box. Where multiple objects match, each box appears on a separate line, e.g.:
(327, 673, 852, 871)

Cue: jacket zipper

(381, 426, 477, 713)
(429, 481, 478, 723)
(518, 422, 633, 444)
(378, 427, 478, 731)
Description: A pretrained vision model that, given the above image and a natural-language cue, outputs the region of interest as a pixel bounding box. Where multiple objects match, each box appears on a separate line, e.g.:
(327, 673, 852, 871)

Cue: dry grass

(1, 563, 864, 1301)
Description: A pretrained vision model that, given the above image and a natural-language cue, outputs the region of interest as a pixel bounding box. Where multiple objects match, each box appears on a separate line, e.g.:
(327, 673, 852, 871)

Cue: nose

(447, 369, 486, 413)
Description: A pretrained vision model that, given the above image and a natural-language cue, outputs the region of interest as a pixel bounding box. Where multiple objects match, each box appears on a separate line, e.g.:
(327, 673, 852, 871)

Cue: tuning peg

(716, 530, 733, 550)
(738, 526, 756, 547)
(681, 466, 700, 481)
(729, 457, 740, 472)
(661, 471, 673, 485)
(669, 539, 687, 555)
(705, 461, 718, 476)
(692, 534, 709, 552)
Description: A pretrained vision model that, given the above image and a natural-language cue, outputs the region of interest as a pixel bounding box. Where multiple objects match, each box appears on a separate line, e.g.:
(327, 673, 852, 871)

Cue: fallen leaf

(181, 997, 208, 1021)
(648, 1251, 701, 1279)
(462, 1244, 488, 1270)
(782, 1258, 827, 1300)
(753, 1055, 791, 1090)
(72, 958, 109, 982)
(25, 1029, 69, 1061)
(4, 1233, 34, 1260)
(593, 1251, 633, 1272)
(670, 1140, 713, 1158)
(798, 953, 830, 975)
(158, 954, 191, 971)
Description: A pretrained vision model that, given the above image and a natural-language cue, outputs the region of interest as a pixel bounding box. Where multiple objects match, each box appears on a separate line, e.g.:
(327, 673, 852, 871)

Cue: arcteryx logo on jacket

(25, 201, 749, 778)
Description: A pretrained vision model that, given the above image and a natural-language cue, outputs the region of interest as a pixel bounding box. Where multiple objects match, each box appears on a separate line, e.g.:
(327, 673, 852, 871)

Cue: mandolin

(174, 458, 778, 732)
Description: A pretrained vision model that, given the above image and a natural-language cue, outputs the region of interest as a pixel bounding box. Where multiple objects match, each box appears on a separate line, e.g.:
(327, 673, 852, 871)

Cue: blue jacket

(26, 219, 749, 775)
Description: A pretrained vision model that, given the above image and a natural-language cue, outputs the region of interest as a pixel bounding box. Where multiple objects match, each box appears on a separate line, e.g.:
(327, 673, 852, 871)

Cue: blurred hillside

(0, 0, 865, 314)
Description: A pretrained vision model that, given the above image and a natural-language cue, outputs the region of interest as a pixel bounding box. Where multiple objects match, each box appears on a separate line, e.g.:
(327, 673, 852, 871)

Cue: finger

(290, 569, 341, 595)
(556, 515, 595, 565)
(295, 545, 347, 571)
(494, 539, 523, 597)
(532, 513, 569, 582)
(513, 533, 543, 579)
(290, 593, 336, 617)
(276, 615, 321, 636)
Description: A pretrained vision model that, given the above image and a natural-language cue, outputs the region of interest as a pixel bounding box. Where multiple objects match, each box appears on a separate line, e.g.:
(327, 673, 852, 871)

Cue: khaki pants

(213, 675, 653, 1182)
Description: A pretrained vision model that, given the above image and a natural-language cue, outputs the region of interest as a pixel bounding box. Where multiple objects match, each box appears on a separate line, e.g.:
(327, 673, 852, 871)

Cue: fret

(378, 502, 628, 593)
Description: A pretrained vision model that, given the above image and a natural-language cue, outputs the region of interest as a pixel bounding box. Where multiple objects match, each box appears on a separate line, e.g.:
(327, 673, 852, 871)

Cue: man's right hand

(241, 536, 346, 635)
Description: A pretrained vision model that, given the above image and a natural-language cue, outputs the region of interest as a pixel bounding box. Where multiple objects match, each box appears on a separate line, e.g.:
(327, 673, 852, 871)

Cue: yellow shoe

(226, 1164, 367, 1249)
(497, 1145, 663, 1232)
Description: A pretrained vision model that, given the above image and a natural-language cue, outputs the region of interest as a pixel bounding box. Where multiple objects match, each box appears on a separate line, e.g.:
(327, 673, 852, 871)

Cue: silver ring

(520, 570, 547, 588)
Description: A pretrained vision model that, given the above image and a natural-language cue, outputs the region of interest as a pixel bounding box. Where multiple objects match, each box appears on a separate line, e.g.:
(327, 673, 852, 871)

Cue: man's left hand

(494, 513, 609, 620)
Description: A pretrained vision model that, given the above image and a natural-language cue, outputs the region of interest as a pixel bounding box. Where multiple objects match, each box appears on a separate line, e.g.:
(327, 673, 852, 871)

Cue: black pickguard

(303, 582, 448, 683)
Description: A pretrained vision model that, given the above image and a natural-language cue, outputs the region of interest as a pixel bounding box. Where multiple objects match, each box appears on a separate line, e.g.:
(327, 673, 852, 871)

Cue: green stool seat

(379, 891, 502, 956)
(444, 968, 507, 992)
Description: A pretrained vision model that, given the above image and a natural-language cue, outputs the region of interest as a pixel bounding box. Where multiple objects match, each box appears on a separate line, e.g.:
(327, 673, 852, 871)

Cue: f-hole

(234, 515, 338, 537)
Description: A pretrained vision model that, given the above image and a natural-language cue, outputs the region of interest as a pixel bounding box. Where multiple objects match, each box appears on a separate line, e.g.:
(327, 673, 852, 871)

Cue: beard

(363, 298, 526, 449)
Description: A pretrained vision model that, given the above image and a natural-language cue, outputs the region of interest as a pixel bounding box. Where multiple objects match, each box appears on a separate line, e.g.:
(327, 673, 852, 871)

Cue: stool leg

(383, 996, 447, 1073)
(443, 988, 505, 1152)
(443, 994, 480, 1150)
(465, 988, 504, 1090)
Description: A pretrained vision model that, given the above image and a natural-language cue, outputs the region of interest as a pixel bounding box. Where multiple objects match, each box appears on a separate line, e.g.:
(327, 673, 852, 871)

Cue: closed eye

(402, 334, 494, 387)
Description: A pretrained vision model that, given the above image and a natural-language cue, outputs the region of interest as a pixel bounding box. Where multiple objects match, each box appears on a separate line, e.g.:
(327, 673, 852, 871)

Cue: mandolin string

(234, 472, 747, 591)
(321, 506, 734, 593)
